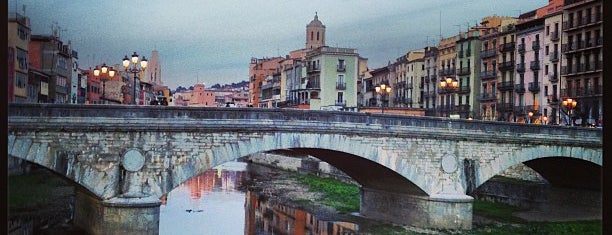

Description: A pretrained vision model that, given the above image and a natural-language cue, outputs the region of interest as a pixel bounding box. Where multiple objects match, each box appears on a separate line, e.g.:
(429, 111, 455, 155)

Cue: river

(159, 161, 361, 235)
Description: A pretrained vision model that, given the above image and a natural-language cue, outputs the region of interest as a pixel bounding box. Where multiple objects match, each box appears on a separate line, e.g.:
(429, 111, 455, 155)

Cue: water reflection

(245, 190, 359, 235)
(160, 161, 360, 235)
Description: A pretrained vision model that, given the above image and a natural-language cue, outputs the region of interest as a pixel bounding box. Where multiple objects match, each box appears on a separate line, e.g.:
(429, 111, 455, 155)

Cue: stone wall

(244, 153, 354, 183)
(498, 163, 548, 183)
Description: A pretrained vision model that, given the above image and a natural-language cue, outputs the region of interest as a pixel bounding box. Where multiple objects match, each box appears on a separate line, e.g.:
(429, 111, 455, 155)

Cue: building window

(17, 48, 28, 70)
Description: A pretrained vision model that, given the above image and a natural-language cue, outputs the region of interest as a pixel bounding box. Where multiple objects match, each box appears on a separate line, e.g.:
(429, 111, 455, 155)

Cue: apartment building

(542, 0, 565, 125)
(304, 46, 360, 111)
(405, 50, 425, 109)
(516, 15, 546, 124)
(422, 46, 438, 112)
(367, 65, 393, 109)
(437, 36, 457, 117)
(8, 13, 31, 103)
(249, 57, 284, 106)
(456, 29, 482, 119)
(560, 0, 602, 126)
(29, 34, 75, 104)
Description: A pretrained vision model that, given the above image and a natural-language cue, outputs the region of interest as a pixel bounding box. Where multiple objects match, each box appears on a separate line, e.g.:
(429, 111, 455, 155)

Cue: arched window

(311, 31, 313, 40)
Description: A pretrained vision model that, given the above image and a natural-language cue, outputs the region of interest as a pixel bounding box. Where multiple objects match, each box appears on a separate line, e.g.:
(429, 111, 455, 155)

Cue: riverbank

(245, 163, 602, 235)
(9, 163, 601, 235)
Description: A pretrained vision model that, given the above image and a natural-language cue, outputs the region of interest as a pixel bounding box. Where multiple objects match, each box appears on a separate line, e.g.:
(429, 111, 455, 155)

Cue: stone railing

(8, 103, 602, 147)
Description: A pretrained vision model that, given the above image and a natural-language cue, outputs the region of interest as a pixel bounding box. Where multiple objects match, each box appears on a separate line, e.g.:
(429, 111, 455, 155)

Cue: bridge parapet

(8, 103, 602, 147)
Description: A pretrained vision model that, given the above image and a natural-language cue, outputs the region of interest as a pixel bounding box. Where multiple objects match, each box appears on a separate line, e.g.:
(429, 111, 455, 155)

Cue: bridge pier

(360, 187, 473, 230)
(74, 190, 161, 235)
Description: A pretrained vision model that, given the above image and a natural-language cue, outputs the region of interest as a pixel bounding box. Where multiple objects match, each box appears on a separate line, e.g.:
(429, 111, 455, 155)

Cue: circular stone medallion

(122, 149, 145, 172)
(441, 154, 458, 173)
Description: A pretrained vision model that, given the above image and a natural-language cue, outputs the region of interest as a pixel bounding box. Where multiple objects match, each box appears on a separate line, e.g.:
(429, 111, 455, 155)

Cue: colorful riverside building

(479, 16, 517, 121)
(250, 13, 366, 111)
(455, 29, 482, 119)
(8, 12, 31, 103)
(422, 46, 438, 114)
(560, 0, 602, 127)
(541, 0, 565, 125)
(436, 36, 457, 117)
(515, 13, 546, 124)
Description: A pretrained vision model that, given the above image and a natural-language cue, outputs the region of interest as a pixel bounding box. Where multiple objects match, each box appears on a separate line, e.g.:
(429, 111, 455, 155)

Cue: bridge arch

(473, 144, 602, 191)
(167, 132, 430, 198)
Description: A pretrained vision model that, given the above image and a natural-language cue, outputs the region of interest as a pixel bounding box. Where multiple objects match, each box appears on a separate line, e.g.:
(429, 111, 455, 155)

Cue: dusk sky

(9, 0, 547, 90)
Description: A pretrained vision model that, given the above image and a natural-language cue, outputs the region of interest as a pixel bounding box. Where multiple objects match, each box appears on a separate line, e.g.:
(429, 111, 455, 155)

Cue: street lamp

(122, 52, 148, 105)
(93, 63, 116, 104)
(542, 115, 548, 125)
(562, 98, 577, 126)
(375, 84, 391, 114)
(439, 77, 459, 117)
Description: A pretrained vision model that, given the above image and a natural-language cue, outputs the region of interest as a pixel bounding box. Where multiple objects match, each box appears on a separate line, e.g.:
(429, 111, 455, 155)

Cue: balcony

(457, 85, 471, 94)
(430, 75, 437, 82)
(526, 105, 542, 116)
(548, 72, 558, 83)
(458, 51, 464, 58)
(337, 65, 346, 72)
(528, 82, 540, 93)
(532, 41, 540, 50)
(501, 42, 515, 52)
(466, 50, 471, 57)
(561, 66, 573, 75)
(550, 51, 559, 62)
(550, 31, 559, 41)
(517, 43, 526, 53)
(428, 91, 436, 97)
(530, 61, 540, 71)
(498, 61, 514, 71)
(516, 63, 525, 73)
(497, 103, 514, 112)
(514, 83, 526, 93)
(480, 70, 497, 80)
(498, 80, 514, 91)
(335, 100, 346, 106)
(480, 49, 497, 58)
(336, 82, 346, 90)
(513, 105, 528, 116)
(456, 67, 470, 76)
(479, 93, 497, 102)
(307, 65, 321, 73)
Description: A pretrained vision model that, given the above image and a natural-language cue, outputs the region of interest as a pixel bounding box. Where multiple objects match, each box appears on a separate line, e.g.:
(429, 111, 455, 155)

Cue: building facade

(8, 13, 31, 103)
(560, 0, 602, 126)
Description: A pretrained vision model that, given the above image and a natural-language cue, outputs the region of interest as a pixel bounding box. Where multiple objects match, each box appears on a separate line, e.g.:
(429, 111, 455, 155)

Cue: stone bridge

(8, 104, 602, 234)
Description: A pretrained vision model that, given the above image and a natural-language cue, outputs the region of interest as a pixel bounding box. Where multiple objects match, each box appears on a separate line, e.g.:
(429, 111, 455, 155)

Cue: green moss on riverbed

(9, 169, 69, 210)
(289, 173, 601, 235)
(292, 173, 360, 214)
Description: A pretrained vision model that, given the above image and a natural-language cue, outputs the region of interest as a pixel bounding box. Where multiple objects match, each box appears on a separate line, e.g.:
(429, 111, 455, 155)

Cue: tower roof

(307, 12, 325, 27)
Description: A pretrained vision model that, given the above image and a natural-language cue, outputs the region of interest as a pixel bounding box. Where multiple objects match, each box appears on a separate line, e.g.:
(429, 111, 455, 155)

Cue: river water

(159, 161, 360, 235)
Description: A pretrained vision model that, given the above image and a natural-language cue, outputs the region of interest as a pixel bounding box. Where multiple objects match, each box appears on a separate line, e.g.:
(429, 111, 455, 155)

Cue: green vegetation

(9, 169, 69, 209)
(289, 173, 601, 235)
(292, 173, 360, 214)
(464, 220, 602, 235)
(472, 200, 526, 223)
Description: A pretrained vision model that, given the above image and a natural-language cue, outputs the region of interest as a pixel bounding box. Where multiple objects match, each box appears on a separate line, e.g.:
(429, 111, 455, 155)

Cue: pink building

(188, 83, 216, 107)
(514, 14, 545, 123)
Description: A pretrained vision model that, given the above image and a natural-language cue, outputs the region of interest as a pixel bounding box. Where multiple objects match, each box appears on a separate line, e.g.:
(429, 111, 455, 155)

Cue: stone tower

(146, 50, 162, 85)
(306, 12, 326, 50)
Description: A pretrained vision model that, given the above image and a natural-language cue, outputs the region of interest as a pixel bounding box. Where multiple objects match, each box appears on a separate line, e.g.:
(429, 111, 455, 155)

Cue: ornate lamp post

(93, 63, 116, 104)
(439, 77, 459, 117)
(542, 115, 548, 125)
(562, 98, 577, 126)
(122, 52, 148, 105)
(375, 84, 391, 114)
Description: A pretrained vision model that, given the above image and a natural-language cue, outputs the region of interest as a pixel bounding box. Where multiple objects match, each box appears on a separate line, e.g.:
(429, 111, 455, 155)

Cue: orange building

(248, 57, 283, 106)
